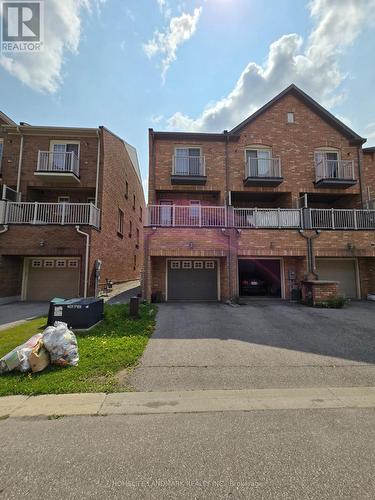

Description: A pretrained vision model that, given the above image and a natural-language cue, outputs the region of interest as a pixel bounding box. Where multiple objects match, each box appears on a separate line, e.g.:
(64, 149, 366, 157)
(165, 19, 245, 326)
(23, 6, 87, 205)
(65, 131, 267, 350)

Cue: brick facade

(143, 85, 375, 302)
(0, 121, 145, 301)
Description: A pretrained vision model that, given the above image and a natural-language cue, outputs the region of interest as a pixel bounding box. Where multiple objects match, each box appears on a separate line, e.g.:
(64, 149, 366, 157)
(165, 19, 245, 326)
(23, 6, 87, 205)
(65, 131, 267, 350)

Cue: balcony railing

(37, 151, 80, 177)
(234, 208, 301, 228)
(146, 205, 375, 231)
(315, 159, 355, 182)
(246, 157, 281, 178)
(148, 205, 226, 227)
(172, 156, 206, 176)
(0, 202, 100, 228)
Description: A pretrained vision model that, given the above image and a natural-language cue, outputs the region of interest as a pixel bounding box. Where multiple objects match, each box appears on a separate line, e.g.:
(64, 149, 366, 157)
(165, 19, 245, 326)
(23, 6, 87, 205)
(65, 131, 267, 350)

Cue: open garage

(238, 259, 282, 297)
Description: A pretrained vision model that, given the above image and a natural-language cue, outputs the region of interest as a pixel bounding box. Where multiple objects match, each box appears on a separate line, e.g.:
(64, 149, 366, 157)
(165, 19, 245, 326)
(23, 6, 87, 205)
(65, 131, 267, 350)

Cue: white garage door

(316, 259, 358, 298)
(25, 258, 80, 301)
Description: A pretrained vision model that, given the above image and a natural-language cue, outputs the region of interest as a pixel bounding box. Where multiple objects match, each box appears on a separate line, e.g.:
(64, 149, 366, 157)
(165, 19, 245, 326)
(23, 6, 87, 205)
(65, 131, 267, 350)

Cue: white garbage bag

(42, 322, 79, 367)
(0, 333, 44, 374)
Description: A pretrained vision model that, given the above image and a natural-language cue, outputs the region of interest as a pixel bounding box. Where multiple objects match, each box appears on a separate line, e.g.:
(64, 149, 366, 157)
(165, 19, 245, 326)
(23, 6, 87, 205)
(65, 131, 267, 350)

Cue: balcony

(171, 156, 206, 185)
(148, 205, 226, 227)
(314, 159, 356, 188)
(244, 158, 283, 186)
(146, 205, 375, 231)
(35, 151, 80, 184)
(0, 201, 100, 229)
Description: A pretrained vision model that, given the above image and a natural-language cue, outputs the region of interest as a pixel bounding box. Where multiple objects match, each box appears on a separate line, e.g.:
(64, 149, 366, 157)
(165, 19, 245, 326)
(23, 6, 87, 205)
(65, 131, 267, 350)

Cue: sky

(1, 0, 375, 198)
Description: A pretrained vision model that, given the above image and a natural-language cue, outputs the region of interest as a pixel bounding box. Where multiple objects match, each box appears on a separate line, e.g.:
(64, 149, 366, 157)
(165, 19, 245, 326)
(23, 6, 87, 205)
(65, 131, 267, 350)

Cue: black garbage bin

(48, 298, 104, 329)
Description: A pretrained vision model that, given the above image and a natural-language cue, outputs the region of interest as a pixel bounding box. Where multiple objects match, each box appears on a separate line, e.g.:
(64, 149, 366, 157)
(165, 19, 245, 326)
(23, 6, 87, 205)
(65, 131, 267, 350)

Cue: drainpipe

(357, 146, 365, 207)
(94, 128, 102, 207)
(75, 225, 90, 298)
(0, 225, 8, 234)
(298, 230, 321, 277)
(224, 130, 229, 205)
(16, 127, 24, 192)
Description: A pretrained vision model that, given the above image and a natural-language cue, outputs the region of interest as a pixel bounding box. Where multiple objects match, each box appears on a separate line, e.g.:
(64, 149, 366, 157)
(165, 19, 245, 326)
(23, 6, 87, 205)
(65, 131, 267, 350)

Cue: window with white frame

(175, 147, 202, 175)
(182, 261, 192, 269)
(245, 148, 272, 176)
(287, 112, 295, 123)
(314, 150, 340, 178)
(56, 260, 66, 268)
(68, 259, 79, 268)
(117, 208, 124, 236)
(31, 259, 42, 268)
(170, 261, 180, 269)
(194, 261, 204, 269)
(44, 259, 55, 268)
(50, 141, 80, 172)
(205, 261, 215, 269)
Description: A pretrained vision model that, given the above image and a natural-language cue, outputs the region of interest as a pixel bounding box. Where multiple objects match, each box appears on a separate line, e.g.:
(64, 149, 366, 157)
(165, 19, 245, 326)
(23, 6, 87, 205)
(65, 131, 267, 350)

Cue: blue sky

(1, 0, 375, 195)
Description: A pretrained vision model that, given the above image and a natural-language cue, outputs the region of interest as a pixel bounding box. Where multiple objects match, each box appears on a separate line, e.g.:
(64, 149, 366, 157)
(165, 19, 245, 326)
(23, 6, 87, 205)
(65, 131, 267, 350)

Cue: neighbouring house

(0, 112, 145, 303)
(143, 84, 375, 302)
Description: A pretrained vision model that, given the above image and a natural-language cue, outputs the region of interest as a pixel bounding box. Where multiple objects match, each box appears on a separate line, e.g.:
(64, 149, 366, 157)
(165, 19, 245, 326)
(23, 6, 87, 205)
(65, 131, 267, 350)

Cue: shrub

(314, 296, 348, 309)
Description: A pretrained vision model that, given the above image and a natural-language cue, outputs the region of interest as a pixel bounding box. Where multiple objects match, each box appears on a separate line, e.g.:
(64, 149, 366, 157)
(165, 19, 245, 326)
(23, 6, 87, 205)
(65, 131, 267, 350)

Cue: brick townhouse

(143, 84, 375, 302)
(0, 111, 145, 303)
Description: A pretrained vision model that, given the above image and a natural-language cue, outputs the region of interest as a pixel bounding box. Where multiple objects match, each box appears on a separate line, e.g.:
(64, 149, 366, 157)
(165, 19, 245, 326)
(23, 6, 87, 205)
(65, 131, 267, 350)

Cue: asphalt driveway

(130, 300, 375, 391)
(0, 302, 49, 330)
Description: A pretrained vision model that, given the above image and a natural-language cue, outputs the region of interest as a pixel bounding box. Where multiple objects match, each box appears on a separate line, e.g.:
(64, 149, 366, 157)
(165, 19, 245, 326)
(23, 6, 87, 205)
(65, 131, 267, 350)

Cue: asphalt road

(1, 409, 374, 499)
(131, 301, 375, 391)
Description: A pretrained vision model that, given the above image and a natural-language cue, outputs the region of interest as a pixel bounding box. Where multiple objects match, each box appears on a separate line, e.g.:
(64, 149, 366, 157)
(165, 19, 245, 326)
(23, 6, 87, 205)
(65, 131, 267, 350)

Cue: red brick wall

(0, 255, 23, 298)
(363, 151, 375, 202)
(89, 128, 146, 292)
(358, 257, 375, 297)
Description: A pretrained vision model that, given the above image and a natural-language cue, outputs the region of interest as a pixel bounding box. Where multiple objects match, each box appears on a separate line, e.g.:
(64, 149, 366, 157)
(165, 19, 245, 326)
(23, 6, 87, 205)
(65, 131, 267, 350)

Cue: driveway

(130, 300, 375, 391)
(0, 302, 49, 330)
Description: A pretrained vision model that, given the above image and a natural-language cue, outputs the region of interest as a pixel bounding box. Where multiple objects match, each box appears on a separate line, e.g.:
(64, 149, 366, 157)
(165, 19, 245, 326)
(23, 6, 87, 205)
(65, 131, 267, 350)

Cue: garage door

(167, 260, 218, 301)
(26, 258, 80, 301)
(316, 259, 357, 298)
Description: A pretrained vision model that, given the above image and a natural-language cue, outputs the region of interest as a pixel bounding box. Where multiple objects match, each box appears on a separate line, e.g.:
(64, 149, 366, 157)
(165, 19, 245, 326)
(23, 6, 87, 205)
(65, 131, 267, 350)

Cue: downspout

(0, 225, 8, 234)
(94, 128, 101, 207)
(75, 226, 90, 298)
(357, 146, 364, 207)
(16, 127, 24, 192)
(224, 130, 229, 205)
(223, 131, 233, 300)
(298, 230, 321, 277)
(149, 129, 156, 205)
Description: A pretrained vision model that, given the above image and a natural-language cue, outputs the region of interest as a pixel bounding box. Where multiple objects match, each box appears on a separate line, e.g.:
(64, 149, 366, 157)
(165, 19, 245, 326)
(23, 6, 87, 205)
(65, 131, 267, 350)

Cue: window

(0, 139, 3, 171)
(190, 200, 200, 218)
(117, 208, 124, 236)
(31, 259, 42, 268)
(56, 260, 66, 268)
(44, 259, 55, 268)
(182, 261, 192, 269)
(287, 112, 295, 123)
(136, 228, 140, 246)
(58, 196, 70, 203)
(246, 148, 272, 176)
(125, 181, 129, 199)
(194, 261, 204, 269)
(133, 254, 137, 270)
(170, 261, 180, 269)
(139, 206, 143, 221)
(133, 194, 136, 210)
(129, 220, 133, 237)
(205, 261, 215, 269)
(68, 259, 79, 268)
(314, 150, 340, 178)
(175, 147, 202, 175)
(50, 141, 80, 172)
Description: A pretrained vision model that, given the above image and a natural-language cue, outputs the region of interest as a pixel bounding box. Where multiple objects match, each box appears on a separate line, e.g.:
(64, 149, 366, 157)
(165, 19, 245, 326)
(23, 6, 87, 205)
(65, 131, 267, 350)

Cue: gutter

(16, 126, 24, 192)
(75, 226, 90, 298)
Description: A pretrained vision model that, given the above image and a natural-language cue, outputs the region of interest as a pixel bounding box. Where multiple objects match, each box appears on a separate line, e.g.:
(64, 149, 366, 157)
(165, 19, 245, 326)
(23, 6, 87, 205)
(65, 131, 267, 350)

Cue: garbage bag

(42, 322, 79, 367)
(29, 340, 50, 373)
(0, 333, 43, 374)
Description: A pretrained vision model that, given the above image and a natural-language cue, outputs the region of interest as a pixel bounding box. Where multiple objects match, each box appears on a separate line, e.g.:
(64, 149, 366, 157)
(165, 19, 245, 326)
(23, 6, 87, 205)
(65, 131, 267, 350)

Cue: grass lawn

(0, 303, 157, 396)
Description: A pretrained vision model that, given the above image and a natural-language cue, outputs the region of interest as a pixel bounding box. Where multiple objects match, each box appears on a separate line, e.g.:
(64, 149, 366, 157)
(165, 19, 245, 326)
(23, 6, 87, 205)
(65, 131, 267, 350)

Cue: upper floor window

(125, 181, 129, 199)
(174, 147, 204, 176)
(117, 208, 124, 236)
(287, 112, 295, 123)
(314, 149, 339, 178)
(133, 194, 136, 210)
(139, 206, 143, 221)
(41, 141, 80, 175)
(136, 228, 140, 245)
(246, 148, 271, 176)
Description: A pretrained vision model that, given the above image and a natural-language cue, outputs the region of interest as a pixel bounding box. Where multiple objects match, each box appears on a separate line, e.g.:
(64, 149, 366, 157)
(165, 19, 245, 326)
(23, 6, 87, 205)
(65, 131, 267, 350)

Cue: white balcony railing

(148, 205, 226, 227)
(172, 156, 206, 176)
(1, 202, 100, 228)
(234, 208, 301, 228)
(315, 159, 355, 181)
(308, 208, 375, 230)
(246, 157, 281, 178)
(37, 151, 80, 177)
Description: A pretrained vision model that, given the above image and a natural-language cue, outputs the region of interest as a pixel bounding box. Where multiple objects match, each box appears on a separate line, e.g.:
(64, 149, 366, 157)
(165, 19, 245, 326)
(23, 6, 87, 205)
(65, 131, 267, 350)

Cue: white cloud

(144, 7, 202, 82)
(167, 0, 375, 132)
(157, 0, 172, 19)
(364, 123, 375, 145)
(0, 0, 105, 93)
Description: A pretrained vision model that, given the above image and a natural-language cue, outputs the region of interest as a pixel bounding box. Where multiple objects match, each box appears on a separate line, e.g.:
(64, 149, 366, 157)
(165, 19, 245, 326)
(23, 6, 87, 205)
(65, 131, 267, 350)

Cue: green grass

(0, 303, 157, 396)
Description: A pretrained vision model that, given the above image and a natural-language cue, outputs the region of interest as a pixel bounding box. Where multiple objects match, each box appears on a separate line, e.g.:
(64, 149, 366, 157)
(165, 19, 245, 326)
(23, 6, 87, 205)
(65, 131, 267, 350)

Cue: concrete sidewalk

(1, 386, 375, 418)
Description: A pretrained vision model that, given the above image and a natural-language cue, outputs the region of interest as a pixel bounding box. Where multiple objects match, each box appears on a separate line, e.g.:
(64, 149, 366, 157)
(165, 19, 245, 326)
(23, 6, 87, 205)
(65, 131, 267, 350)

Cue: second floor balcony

(244, 157, 283, 186)
(315, 159, 356, 188)
(0, 201, 100, 229)
(147, 205, 375, 231)
(171, 155, 206, 185)
(35, 151, 80, 184)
